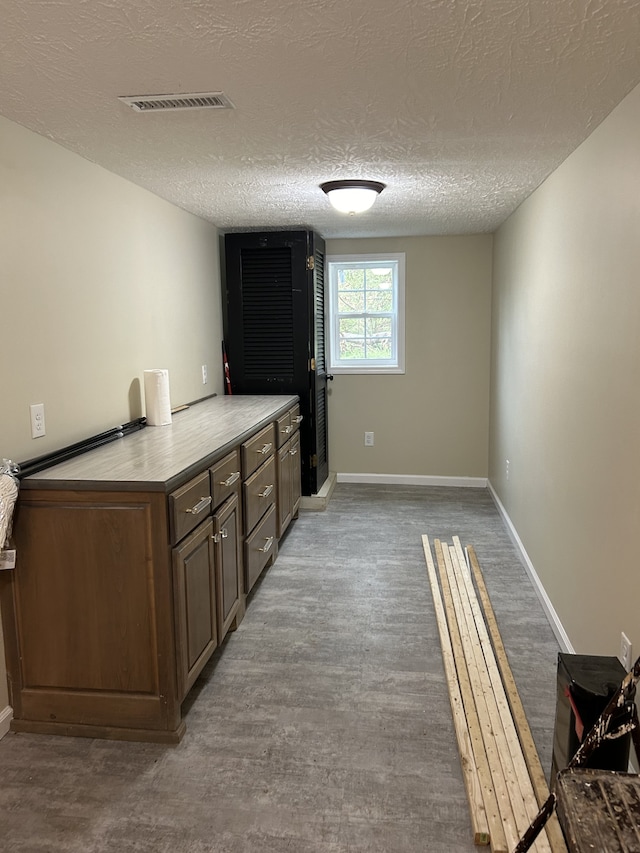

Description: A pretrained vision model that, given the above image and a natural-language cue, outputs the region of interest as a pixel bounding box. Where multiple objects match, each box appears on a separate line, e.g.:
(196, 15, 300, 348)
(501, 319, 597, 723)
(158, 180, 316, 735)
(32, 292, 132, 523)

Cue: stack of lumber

(422, 535, 568, 853)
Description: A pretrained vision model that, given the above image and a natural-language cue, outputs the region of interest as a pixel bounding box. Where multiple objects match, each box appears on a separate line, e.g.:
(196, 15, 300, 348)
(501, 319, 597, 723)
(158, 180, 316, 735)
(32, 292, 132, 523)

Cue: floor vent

(118, 92, 234, 112)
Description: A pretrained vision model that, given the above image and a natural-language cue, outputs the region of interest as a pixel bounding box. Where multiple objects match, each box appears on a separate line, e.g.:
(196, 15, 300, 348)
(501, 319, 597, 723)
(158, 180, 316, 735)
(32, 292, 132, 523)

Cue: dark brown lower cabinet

(0, 396, 299, 743)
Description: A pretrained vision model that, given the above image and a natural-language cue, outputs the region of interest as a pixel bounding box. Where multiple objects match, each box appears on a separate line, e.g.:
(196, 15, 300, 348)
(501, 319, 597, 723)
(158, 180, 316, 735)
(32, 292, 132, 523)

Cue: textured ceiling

(2, 0, 640, 238)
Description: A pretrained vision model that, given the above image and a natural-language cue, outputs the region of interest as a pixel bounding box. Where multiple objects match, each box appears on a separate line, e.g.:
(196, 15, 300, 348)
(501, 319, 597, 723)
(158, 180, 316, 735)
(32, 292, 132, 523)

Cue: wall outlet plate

(30, 402, 46, 438)
(364, 431, 374, 446)
(0, 549, 16, 570)
(620, 632, 633, 671)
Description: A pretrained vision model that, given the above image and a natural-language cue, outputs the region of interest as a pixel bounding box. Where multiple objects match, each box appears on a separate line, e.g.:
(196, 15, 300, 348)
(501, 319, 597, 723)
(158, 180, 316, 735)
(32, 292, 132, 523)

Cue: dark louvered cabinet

(222, 230, 328, 496)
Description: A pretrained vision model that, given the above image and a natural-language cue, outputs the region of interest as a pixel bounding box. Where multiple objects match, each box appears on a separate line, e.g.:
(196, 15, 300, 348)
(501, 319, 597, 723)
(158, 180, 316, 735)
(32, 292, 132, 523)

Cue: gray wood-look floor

(0, 485, 561, 853)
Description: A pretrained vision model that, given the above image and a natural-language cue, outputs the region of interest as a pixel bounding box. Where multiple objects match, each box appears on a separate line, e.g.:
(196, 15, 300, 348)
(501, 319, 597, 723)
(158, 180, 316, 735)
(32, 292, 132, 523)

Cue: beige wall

(326, 236, 493, 479)
(490, 83, 640, 656)
(0, 115, 223, 717)
(1, 116, 223, 462)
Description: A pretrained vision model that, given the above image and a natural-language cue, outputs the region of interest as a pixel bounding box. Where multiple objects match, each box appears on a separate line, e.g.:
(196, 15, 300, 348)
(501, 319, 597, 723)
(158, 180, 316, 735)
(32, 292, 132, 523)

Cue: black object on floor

(556, 768, 640, 852)
(550, 653, 634, 788)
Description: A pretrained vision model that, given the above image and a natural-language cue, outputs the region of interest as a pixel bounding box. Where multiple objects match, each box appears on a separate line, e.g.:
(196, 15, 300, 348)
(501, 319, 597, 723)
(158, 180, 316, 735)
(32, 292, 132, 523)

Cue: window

(327, 253, 405, 374)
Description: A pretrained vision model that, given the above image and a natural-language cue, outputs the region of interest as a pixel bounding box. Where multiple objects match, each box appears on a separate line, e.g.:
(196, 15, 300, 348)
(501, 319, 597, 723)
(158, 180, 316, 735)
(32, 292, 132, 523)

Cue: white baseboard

(337, 472, 488, 488)
(0, 704, 13, 740)
(487, 480, 574, 653)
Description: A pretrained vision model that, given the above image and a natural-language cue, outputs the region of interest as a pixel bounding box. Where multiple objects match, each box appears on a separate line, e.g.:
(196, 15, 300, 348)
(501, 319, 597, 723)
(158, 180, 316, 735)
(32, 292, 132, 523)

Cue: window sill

(327, 366, 405, 375)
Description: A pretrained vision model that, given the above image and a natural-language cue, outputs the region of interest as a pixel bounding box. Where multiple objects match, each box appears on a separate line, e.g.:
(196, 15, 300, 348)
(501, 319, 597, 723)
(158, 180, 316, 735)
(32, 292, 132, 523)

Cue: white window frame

(327, 253, 405, 374)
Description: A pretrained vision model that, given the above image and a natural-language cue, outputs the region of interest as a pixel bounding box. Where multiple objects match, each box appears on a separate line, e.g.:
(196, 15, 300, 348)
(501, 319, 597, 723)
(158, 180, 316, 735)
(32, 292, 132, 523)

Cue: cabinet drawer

(169, 471, 212, 545)
(289, 404, 303, 434)
(241, 423, 276, 478)
(276, 411, 292, 447)
(244, 503, 277, 594)
(210, 449, 241, 508)
(243, 455, 276, 533)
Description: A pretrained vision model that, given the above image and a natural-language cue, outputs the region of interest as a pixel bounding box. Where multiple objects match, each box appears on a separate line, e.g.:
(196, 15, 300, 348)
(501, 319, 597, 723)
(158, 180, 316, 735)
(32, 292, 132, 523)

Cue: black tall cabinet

(222, 230, 328, 496)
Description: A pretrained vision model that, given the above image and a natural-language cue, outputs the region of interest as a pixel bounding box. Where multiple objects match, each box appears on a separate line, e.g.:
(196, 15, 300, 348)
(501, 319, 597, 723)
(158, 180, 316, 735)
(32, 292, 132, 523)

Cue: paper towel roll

(144, 369, 172, 426)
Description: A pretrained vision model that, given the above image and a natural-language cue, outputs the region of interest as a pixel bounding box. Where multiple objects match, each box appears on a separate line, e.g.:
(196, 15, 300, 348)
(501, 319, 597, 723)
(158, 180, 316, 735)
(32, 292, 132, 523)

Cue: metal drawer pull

(289, 448, 298, 456)
(258, 443, 273, 455)
(281, 425, 292, 434)
(211, 528, 228, 543)
(258, 536, 274, 553)
(258, 484, 274, 499)
(185, 496, 212, 514)
(293, 415, 303, 424)
(220, 471, 240, 487)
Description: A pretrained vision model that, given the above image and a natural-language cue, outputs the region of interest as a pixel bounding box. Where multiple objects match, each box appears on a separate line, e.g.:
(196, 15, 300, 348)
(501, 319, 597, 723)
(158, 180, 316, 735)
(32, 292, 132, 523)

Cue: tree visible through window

(327, 253, 405, 373)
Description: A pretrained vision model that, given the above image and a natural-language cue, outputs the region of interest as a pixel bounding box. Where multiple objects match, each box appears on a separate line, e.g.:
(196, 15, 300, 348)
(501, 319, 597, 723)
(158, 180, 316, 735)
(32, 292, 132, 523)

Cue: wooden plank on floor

(465, 544, 568, 853)
(422, 535, 492, 848)
(434, 539, 516, 851)
(448, 540, 552, 853)
(451, 540, 543, 820)
(440, 540, 524, 852)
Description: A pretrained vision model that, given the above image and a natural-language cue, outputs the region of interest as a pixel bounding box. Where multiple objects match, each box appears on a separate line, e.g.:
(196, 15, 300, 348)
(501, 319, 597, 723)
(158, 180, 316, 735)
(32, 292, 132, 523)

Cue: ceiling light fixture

(320, 180, 386, 215)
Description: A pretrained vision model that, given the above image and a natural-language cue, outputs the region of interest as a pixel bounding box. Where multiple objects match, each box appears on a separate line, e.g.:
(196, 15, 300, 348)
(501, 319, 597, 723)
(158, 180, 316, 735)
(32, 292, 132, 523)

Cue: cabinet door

(277, 440, 293, 538)
(310, 236, 329, 493)
(4, 490, 178, 734)
(290, 431, 302, 518)
(213, 495, 242, 644)
(173, 519, 217, 700)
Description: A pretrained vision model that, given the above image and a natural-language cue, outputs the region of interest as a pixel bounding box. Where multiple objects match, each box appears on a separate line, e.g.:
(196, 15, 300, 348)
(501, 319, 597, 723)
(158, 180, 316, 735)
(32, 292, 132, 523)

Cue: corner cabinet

(223, 229, 329, 497)
(0, 396, 299, 743)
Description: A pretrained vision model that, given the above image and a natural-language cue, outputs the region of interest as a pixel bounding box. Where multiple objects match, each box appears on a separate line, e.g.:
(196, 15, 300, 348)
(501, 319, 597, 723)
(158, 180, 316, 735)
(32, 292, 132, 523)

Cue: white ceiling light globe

(326, 187, 379, 214)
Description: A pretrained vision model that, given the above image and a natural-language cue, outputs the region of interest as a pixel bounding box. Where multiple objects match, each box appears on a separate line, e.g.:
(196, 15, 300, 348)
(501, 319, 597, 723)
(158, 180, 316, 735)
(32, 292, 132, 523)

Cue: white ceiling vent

(118, 92, 234, 112)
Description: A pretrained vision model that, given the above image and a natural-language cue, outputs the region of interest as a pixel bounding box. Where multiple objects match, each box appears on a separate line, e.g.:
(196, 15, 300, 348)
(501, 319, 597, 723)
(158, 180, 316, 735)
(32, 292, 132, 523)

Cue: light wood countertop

(22, 395, 299, 493)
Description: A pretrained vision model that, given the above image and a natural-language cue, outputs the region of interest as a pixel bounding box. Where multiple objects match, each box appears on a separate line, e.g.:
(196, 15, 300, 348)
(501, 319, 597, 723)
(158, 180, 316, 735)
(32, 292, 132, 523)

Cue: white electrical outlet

(30, 403, 46, 438)
(620, 632, 632, 671)
(364, 431, 374, 446)
(506, 459, 510, 480)
(201, 364, 208, 385)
